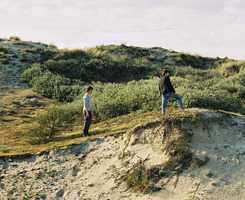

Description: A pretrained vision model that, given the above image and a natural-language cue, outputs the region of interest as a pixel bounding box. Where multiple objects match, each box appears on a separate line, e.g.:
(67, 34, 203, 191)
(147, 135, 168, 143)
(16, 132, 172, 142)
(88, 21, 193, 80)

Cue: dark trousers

(83, 111, 92, 136)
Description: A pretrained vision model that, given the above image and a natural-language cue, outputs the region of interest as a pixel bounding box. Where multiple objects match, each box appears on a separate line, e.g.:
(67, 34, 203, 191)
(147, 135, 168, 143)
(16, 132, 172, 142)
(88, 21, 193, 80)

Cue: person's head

(160, 69, 170, 77)
(86, 86, 93, 95)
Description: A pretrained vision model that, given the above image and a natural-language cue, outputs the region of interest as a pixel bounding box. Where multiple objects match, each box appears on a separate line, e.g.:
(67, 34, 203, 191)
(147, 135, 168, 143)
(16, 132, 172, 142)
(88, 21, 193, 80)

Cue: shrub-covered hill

(0, 37, 58, 87)
(87, 44, 227, 69)
(1, 37, 229, 88)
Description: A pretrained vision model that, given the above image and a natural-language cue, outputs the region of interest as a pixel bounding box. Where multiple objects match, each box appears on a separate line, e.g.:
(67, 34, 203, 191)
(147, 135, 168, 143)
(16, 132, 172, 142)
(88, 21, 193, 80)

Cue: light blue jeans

(162, 93, 184, 113)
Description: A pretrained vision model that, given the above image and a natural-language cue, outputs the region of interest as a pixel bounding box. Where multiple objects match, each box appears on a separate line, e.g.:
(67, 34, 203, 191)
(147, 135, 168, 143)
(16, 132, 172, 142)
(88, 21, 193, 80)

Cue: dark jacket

(159, 76, 175, 95)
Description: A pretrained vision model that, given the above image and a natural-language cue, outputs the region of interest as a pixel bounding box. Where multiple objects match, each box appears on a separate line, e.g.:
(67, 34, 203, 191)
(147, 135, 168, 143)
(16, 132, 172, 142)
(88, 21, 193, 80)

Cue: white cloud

(0, 0, 244, 59)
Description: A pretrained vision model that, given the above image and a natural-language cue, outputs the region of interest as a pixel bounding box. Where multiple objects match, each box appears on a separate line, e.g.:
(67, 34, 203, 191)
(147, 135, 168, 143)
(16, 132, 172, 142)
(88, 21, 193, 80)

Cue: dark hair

(160, 69, 170, 76)
(86, 86, 93, 92)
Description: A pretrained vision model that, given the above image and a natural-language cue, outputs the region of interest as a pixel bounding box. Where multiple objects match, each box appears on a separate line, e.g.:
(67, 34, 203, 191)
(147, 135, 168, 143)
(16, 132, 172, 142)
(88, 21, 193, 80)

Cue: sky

(0, 0, 244, 59)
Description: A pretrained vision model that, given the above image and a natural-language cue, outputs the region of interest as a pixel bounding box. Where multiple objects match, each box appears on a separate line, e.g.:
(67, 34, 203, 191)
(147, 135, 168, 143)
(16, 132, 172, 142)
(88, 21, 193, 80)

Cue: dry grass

(0, 89, 160, 157)
(1, 89, 235, 158)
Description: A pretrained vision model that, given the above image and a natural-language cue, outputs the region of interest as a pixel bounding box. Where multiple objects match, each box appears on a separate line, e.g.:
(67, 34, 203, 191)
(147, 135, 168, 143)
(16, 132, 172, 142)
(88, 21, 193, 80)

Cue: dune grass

(1, 88, 242, 158)
(0, 112, 160, 157)
(0, 89, 161, 157)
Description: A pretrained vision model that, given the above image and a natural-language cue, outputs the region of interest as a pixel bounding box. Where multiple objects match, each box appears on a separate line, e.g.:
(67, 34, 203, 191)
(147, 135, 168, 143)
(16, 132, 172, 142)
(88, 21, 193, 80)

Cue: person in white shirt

(83, 86, 93, 136)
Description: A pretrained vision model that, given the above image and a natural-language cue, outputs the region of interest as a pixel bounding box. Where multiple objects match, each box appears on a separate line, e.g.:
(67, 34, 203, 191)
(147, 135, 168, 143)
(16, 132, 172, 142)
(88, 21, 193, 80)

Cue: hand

(83, 110, 88, 118)
(85, 110, 89, 117)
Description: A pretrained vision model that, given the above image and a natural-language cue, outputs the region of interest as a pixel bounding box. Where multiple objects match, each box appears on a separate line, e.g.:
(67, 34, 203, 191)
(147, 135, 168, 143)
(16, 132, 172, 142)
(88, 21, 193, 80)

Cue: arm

(159, 83, 162, 96)
(83, 96, 90, 113)
(159, 78, 164, 96)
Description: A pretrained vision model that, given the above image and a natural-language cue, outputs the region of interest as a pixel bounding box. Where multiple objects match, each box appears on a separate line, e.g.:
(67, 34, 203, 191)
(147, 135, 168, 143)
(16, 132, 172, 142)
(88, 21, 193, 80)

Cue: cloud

(0, 0, 244, 59)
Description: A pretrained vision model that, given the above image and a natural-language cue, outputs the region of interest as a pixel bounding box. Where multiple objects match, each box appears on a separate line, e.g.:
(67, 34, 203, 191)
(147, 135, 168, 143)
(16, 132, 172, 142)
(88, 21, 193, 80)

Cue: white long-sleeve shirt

(83, 94, 92, 111)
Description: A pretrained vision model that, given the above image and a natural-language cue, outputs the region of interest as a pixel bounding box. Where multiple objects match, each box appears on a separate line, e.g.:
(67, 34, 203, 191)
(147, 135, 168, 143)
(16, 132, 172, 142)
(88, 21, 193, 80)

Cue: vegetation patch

(31, 62, 245, 121)
(126, 161, 151, 193)
(124, 109, 208, 193)
(160, 110, 200, 170)
(29, 104, 81, 144)
(0, 89, 160, 157)
(0, 145, 11, 153)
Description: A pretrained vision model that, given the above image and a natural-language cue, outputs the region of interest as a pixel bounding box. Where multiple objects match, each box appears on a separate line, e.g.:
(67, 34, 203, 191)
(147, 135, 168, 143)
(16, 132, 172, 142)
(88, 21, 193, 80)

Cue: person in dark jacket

(159, 69, 184, 114)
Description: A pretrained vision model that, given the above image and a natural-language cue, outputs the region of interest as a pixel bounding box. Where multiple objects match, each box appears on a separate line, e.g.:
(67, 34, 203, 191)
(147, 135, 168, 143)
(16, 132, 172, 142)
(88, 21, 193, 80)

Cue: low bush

(126, 162, 151, 193)
(218, 61, 245, 77)
(23, 57, 245, 122)
(175, 67, 220, 81)
(29, 104, 81, 144)
(91, 79, 160, 120)
(22, 65, 83, 102)
(238, 71, 245, 86)
(21, 64, 43, 84)
(72, 75, 245, 120)
(238, 86, 245, 100)
(183, 89, 243, 112)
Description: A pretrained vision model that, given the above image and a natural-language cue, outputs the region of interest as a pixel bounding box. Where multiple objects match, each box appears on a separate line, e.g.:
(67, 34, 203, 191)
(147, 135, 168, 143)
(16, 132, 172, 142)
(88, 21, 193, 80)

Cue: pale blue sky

(0, 0, 244, 59)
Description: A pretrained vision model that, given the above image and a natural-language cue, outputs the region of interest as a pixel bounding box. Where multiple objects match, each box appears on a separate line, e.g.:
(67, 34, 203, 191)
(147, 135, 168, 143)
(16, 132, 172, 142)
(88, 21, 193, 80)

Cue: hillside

(0, 37, 228, 88)
(1, 109, 245, 199)
(0, 37, 57, 87)
(87, 44, 226, 69)
(0, 37, 245, 200)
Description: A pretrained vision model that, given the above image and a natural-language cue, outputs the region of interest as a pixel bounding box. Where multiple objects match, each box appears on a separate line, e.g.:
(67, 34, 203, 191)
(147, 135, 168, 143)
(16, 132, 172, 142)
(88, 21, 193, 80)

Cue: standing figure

(159, 69, 184, 114)
(83, 86, 93, 136)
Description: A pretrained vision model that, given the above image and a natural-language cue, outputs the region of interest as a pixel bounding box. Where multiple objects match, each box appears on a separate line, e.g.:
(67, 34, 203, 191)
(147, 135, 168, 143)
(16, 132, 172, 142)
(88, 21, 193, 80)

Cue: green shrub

(183, 89, 243, 112)
(175, 67, 220, 81)
(45, 59, 81, 79)
(91, 79, 160, 120)
(126, 163, 150, 193)
(56, 85, 83, 102)
(72, 74, 245, 120)
(21, 49, 245, 120)
(238, 86, 245, 100)
(32, 72, 64, 98)
(30, 104, 80, 144)
(38, 51, 150, 83)
(0, 46, 9, 54)
(21, 64, 43, 84)
(238, 71, 245, 86)
(212, 79, 239, 94)
(218, 61, 245, 77)
(22, 65, 83, 101)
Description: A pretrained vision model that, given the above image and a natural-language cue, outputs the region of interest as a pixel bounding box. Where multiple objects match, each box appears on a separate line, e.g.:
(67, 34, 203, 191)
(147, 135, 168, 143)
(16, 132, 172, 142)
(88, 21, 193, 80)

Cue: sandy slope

(0, 109, 245, 200)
